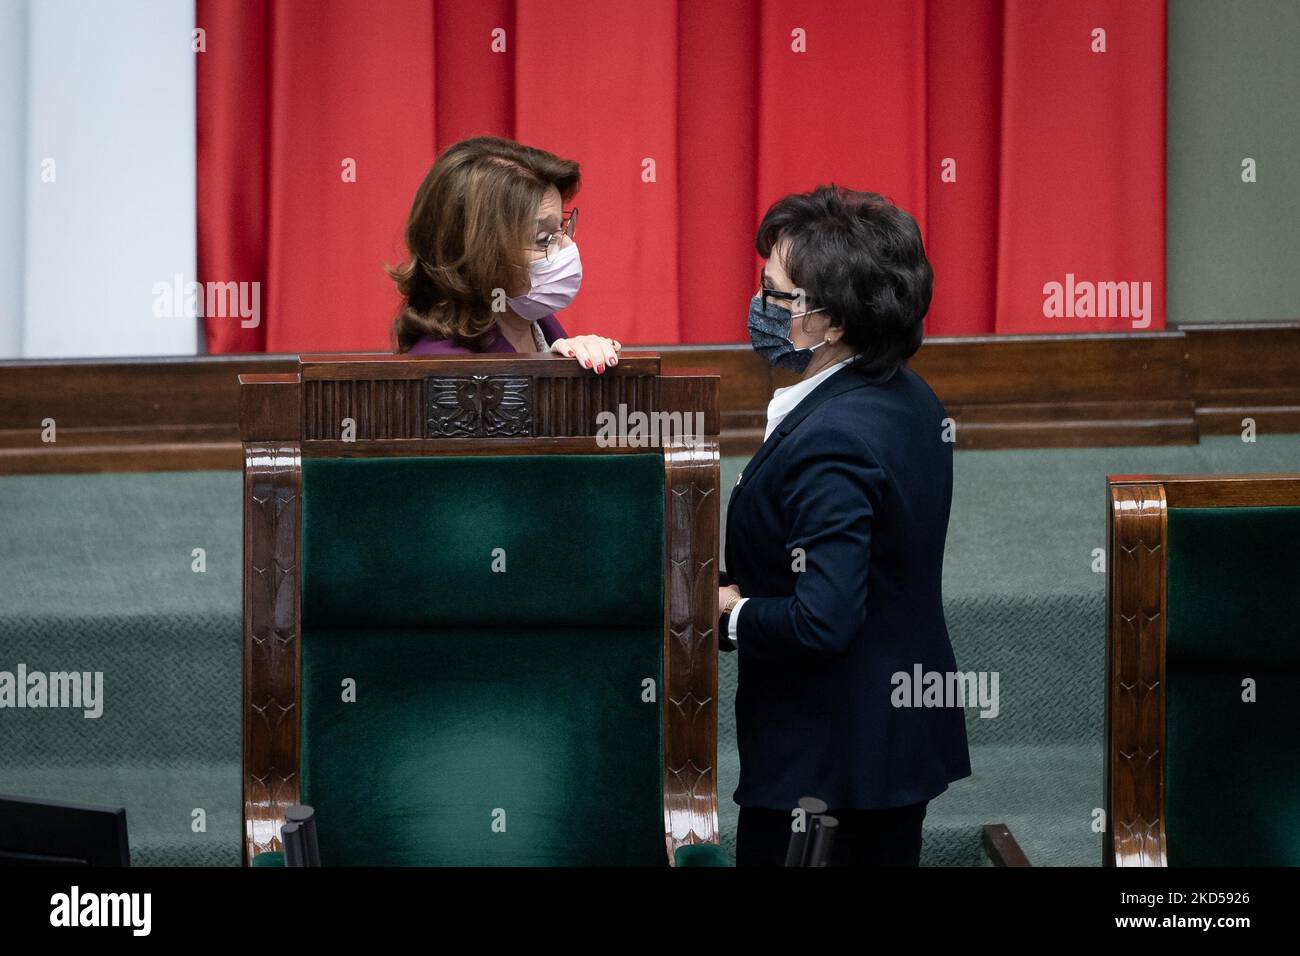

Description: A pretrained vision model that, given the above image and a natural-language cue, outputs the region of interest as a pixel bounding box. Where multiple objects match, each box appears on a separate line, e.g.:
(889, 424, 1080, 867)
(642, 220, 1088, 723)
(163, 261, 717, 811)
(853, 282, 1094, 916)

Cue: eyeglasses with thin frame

(537, 208, 578, 261)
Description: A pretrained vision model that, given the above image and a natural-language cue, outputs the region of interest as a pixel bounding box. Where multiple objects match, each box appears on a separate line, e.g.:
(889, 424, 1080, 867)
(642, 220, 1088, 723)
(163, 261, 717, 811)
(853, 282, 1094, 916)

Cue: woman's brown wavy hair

(389, 136, 581, 352)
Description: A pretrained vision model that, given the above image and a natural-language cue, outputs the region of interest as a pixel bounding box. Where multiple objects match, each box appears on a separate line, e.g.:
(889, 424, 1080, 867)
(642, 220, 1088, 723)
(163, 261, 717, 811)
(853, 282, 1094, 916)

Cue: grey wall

(1168, 0, 1300, 323)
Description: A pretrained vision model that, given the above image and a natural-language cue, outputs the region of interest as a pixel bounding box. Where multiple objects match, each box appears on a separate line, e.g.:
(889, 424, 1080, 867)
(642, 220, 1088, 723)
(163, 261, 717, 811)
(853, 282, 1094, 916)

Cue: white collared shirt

(762, 357, 855, 441)
(729, 357, 854, 643)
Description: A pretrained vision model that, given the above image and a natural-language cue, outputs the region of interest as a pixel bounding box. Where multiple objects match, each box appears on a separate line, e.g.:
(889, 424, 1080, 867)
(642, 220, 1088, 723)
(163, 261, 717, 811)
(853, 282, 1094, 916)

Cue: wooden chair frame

(239, 352, 722, 866)
(1103, 473, 1300, 866)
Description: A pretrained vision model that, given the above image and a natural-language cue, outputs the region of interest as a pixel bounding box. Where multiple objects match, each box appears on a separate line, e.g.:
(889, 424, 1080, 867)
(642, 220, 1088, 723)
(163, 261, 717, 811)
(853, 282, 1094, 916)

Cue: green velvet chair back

(1163, 506, 1300, 865)
(298, 454, 667, 865)
(239, 353, 722, 867)
(1105, 475, 1300, 866)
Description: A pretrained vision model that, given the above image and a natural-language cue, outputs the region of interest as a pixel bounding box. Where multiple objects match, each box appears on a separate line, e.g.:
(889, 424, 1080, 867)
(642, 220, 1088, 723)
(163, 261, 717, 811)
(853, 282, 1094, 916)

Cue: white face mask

(507, 242, 582, 321)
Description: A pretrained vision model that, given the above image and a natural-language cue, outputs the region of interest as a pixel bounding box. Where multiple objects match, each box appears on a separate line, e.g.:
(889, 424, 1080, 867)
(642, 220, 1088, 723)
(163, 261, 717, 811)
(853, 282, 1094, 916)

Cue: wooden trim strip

(981, 823, 1032, 867)
(1109, 474, 1300, 508)
(1104, 482, 1168, 867)
(663, 439, 723, 863)
(242, 442, 302, 866)
(302, 437, 665, 457)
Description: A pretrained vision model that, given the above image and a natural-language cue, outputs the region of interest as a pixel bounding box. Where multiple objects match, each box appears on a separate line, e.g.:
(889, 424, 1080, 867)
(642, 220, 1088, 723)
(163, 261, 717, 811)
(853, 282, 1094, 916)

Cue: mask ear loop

(800, 308, 833, 357)
(796, 306, 828, 340)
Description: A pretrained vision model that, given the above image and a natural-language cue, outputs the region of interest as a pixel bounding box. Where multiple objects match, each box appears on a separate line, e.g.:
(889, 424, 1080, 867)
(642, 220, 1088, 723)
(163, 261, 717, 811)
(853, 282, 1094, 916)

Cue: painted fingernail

(567, 350, 574, 357)
(609, 357, 617, 366)
(584, 360, 590, 367)
(596, 364, 604, 374)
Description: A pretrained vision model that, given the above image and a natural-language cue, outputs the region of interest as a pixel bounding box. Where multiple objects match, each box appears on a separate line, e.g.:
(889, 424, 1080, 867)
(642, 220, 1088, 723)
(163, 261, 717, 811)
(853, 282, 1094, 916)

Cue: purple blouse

(406, 314, 567, 355)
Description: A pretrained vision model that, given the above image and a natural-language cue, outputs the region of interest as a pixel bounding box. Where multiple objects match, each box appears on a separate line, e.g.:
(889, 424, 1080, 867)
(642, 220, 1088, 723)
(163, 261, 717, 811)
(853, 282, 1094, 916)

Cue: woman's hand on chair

(551, 335, 621, 374)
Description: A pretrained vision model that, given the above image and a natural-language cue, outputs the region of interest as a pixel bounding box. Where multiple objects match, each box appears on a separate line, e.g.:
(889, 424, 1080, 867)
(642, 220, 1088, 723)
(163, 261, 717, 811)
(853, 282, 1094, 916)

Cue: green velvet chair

(239, 352, 725, 866)
(1104, 474, 1300, 866)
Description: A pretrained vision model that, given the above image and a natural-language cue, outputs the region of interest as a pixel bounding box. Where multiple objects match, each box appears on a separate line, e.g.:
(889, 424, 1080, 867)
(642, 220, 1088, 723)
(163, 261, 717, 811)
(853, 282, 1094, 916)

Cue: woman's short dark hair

(755, 185, 933, 380)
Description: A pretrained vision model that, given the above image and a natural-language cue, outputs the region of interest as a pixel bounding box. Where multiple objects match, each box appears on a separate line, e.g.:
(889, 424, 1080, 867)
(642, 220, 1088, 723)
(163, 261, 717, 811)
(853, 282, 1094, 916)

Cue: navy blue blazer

(723, 362, 972, 811)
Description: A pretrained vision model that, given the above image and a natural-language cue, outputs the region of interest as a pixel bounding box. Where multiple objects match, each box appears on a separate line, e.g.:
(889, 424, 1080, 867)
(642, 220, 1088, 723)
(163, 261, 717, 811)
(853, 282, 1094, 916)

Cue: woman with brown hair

(390, 136, 621, 373)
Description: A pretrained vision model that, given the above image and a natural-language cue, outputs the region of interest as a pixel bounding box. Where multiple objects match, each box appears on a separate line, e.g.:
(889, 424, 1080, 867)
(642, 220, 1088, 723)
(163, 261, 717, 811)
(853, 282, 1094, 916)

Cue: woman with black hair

(719, 185, 972, 866)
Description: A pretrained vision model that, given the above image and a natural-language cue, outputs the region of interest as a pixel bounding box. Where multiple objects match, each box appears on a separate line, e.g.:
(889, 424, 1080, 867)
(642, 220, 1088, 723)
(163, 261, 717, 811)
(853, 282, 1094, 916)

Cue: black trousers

(736, 800, 928, 866)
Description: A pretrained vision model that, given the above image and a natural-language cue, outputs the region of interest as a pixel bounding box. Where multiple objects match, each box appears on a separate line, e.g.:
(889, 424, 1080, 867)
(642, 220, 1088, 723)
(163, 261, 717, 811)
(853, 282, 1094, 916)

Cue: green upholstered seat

(1165, 506, 1300, 866)
(673, 842, 730, 867)
(297, 454, 669, 865)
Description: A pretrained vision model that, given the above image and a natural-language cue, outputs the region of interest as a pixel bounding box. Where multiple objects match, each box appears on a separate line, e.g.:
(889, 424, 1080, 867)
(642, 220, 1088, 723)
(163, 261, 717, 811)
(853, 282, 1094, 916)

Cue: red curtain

(198, 0, 1165, 353)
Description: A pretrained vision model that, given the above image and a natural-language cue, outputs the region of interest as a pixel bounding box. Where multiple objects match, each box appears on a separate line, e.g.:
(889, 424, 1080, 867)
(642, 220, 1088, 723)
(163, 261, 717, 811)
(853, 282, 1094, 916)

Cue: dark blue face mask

(747, 293, 828, 373)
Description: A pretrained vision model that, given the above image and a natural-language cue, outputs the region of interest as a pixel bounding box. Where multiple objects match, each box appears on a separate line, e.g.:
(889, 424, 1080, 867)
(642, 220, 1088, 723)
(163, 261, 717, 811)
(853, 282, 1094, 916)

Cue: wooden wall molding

(2, 323, 1297, 472)
(1, 354, 296, 473)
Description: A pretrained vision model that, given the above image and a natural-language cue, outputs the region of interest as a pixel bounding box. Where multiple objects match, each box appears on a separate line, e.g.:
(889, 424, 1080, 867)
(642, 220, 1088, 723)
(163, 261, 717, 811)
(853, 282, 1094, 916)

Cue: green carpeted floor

(2, 434, 1296, 865)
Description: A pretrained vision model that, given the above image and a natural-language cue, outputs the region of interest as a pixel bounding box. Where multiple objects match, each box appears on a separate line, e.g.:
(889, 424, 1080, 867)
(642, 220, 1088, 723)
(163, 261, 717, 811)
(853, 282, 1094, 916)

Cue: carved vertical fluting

(303, 379, 425, 438)
(243, 443, 302, 864)
(526, 373, 659, 437)
(663, 439, 721, 862)
(1105, 483, 1168, 866)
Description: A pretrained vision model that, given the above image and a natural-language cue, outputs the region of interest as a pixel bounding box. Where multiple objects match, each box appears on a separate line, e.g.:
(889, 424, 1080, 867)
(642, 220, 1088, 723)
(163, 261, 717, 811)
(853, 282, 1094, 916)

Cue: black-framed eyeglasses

(539, 207, 578, 261)
(760, 287, 798, 312)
